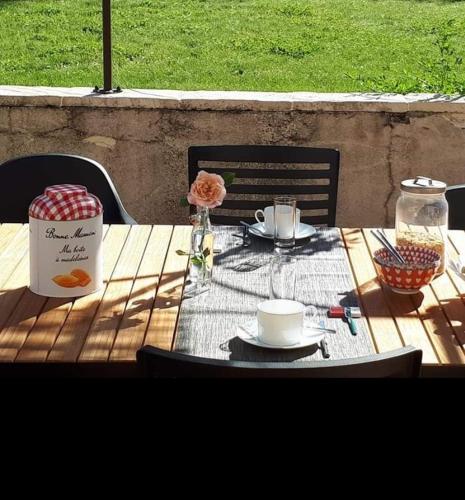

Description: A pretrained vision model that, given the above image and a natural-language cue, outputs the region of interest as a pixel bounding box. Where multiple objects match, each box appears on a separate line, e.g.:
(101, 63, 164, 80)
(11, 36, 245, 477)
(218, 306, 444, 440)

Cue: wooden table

(0, 223, 464, 377)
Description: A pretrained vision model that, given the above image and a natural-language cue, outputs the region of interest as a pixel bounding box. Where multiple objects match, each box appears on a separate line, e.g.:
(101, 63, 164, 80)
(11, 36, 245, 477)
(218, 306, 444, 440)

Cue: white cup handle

(255, 209, 265, 225)
(305, 305, 317, 322)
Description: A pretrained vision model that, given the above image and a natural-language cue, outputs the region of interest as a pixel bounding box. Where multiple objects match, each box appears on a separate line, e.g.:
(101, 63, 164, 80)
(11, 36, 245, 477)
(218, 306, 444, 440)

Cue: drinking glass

(269, 254, 297, 301)
(274, 196, 296, 248)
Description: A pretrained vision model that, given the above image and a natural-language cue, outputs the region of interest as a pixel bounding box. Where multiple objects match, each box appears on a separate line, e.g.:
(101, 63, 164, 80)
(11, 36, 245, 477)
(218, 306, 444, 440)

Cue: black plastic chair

(0, 153, 136, 224)
(188, 145, 340, 226)
(446, 184, 465, 230)
(136, 345, 422, 378)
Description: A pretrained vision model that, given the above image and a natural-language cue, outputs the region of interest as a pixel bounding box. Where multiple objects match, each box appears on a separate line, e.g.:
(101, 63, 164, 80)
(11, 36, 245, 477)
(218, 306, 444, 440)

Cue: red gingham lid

(29, 184, 103, 221)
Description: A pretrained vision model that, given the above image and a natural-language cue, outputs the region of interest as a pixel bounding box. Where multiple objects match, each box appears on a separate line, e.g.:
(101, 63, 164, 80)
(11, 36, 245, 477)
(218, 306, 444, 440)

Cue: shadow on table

(409, 295, 465, 348)
(335, 290, 364, 309)
(223, 336, 320, 362)
(76, 269, 189, 334)
(0, 287, 67, 330)
(0, 269, 186, 337)
(214, 230, 342, 272)
(355, 278, 425, 315)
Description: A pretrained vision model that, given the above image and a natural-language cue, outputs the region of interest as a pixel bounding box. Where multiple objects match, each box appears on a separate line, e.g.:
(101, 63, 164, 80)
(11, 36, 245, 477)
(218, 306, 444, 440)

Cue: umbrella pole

(94, 0, 122, 94)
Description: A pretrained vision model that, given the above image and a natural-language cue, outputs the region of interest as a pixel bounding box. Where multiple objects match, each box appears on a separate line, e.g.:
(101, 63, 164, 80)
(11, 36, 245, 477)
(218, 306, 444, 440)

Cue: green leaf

(180, 196, 190, 207)
(190, 256, 204, 266)
(222, 171, 236, 187)
(176, 249, 189, 256)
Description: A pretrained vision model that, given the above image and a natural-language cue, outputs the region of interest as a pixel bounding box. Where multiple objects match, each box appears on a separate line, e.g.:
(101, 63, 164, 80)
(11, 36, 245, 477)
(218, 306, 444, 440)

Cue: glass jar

(189, 206, 214, 291)
(395, 176, 448, 274)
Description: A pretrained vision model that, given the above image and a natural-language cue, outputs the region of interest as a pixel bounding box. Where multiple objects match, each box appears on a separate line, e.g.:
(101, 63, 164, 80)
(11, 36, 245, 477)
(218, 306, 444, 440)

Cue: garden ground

(1, 0, 465, 93)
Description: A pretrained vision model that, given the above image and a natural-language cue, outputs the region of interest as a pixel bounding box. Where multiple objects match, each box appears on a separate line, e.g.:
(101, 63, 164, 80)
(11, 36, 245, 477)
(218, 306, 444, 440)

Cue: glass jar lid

(400, 176, 447, 194)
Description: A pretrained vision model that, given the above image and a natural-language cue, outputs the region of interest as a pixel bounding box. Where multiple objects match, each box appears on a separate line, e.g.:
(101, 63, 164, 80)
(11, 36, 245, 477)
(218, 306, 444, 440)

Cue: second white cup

(255, 206, 301, 235)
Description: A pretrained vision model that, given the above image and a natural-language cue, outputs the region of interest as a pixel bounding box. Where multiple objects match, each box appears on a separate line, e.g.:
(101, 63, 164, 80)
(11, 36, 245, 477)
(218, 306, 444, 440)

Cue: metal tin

(29, 185, 103, 298)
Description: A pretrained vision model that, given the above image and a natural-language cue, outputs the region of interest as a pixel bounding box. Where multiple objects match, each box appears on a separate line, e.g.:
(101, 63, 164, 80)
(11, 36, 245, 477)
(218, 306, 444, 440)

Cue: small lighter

(328, 306, 361, 336)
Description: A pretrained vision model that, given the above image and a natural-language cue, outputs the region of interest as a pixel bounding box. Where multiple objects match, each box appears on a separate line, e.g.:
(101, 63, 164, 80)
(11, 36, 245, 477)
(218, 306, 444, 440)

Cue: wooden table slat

(426, 271, 465, 359)
(47, 224, 131, 362)
(0, 224, 25, 257)
(78, 225, 154, 361)
(110, 225, 174, 361)
(412, 279, 465, 365)
(0, 226, 39, 361)
(144, 225, 192, 351)
(447, 231, 465, 299)
(0, 290, 47, 361)
(0, 225, 29, 294)
(448, 230, 465, 257)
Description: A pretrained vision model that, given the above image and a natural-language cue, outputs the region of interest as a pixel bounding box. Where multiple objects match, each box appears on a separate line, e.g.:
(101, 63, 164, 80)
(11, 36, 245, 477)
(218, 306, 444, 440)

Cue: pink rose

(187, 170, 227, 208)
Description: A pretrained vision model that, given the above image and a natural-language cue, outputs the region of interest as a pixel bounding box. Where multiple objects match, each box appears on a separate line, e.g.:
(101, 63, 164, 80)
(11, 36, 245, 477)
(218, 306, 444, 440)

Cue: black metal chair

(188, 145, 340, 226)
(136, 345, 422, 378)
(446, 184, 465, 230)
(0, 153, 136, 224)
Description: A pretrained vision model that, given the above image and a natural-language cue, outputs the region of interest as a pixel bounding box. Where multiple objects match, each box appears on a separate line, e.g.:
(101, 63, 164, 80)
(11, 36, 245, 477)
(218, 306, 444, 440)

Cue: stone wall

(1, 86, 465, 226)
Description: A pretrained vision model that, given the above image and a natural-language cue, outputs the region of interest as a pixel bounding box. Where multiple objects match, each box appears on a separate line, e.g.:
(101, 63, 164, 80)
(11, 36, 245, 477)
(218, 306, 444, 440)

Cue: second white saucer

(248, 222, 316, 240)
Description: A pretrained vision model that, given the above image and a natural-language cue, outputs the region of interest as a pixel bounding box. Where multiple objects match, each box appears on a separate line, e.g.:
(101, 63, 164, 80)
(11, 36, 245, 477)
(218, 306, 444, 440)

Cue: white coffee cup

(257, 299, 317, 346)
(255, 206, 301, 236)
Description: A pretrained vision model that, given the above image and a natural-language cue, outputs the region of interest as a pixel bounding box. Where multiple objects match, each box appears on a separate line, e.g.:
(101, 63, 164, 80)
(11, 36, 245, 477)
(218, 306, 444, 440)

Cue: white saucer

(237, 320, 324, 350)
(248, 222, 316, 240)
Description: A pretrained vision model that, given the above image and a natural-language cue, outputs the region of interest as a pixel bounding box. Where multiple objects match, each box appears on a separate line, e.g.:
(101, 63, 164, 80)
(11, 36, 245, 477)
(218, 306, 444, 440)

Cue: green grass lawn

(1, 0, 465, 93)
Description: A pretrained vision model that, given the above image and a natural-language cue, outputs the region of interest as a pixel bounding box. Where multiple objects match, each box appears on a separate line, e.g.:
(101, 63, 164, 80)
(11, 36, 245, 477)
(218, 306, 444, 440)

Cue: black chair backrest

(188, 145, 340, 226)
(0, 154, 136, 224)
(446, 184, 465, 230)
(137, 345, 422, 378)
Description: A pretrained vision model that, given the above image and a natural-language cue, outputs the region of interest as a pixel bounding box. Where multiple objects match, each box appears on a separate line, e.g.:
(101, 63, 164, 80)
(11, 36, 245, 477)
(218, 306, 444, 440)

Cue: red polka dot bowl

(373, 245, 441, 294)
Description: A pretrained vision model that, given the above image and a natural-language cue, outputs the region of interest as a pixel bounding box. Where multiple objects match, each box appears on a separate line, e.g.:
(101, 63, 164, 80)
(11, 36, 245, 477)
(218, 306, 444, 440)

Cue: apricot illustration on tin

(52, 274, 80, 288)
(70, 268, 92, 287)
(52, 269, 92, 288)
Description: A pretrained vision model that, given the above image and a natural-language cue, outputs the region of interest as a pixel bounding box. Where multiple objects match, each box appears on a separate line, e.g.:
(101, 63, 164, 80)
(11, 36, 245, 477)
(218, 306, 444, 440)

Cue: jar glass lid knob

(414, 176, 433, 186)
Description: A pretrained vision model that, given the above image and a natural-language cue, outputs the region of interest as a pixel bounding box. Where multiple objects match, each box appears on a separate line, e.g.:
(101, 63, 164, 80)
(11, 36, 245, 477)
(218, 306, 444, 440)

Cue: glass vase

(189, 206, 214, 292)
